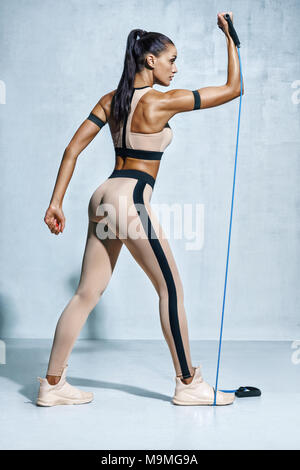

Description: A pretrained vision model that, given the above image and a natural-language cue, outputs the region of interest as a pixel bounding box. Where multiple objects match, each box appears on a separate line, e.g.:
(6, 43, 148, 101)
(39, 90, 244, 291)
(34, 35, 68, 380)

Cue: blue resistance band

(214, 46, 242, 404)
(212, 16, 261, 404)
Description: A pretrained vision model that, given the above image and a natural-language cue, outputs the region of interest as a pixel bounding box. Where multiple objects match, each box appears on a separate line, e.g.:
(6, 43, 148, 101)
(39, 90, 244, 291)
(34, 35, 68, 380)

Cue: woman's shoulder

(100, 87, 171, 121)
(98, 89, 117, 118)
(106, 87, 164, 101)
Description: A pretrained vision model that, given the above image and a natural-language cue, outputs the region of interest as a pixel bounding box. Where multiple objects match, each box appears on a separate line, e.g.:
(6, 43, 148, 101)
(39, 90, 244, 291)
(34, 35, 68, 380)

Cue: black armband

(87, 112, 107, 128)
(192, 90, 201, 110)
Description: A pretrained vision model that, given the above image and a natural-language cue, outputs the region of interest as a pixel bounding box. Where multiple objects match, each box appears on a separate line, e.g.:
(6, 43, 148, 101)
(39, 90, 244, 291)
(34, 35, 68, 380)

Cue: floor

(0, 339, 299, 450)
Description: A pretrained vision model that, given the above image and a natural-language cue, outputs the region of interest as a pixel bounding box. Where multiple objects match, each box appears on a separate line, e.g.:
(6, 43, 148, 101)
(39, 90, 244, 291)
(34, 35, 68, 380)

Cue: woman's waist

(114, 157, 160, 181)
(108, 168, 156, 190)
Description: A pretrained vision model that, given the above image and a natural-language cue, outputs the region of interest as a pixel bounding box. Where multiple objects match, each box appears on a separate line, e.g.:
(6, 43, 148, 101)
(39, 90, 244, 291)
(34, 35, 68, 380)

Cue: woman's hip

(108, 168, 156, 190)
(88, 168, 156, 224)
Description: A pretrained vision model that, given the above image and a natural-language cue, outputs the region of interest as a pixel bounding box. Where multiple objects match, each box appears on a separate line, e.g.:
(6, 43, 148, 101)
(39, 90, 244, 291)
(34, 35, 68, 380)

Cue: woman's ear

(145, 53, 156, 69)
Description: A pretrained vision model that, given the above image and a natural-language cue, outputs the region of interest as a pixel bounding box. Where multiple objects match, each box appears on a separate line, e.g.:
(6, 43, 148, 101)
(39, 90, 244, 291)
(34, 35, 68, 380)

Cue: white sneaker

(36, 365, 94, 407)
(172, 365, 235, 406)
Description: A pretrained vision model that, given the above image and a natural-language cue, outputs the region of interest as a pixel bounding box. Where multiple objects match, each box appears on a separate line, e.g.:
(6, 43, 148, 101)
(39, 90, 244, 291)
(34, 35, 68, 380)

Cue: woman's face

(150, 44, 178, 87)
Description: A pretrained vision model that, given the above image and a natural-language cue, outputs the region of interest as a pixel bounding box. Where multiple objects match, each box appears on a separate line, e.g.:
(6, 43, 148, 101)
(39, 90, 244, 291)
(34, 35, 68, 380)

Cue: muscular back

(66, 84, 243, 179)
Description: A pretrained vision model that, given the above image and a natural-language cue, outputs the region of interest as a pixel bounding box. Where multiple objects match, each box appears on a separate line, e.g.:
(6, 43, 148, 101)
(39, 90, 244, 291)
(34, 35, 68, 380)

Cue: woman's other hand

(44, 204, 65, 235)
(217, 11, 233, 38)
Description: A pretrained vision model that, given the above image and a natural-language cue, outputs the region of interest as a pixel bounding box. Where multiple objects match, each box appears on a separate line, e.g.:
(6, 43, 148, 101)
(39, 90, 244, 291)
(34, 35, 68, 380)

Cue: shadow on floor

(0, 339, 172, 406)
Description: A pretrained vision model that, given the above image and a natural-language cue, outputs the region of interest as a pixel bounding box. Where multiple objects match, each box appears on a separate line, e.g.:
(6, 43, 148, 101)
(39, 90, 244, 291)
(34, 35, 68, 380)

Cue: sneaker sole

(172, 397, 234, 406)
(36, 397, 93, 407)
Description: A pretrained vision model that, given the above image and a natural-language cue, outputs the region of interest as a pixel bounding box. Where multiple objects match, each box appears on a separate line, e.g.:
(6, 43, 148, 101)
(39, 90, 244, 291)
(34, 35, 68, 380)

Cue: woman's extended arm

(198, 15, 244, 109)
(158, 11, 244, 117)
(44, 98, 107, 235)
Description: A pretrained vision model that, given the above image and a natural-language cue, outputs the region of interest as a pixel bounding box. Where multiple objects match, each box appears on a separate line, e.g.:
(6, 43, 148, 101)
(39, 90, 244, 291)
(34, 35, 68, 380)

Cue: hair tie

(136, 30, 147, 41)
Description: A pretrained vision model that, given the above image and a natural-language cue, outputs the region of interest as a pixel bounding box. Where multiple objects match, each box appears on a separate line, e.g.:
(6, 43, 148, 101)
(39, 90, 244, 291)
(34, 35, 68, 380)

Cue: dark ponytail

(111, 29, 174, 128)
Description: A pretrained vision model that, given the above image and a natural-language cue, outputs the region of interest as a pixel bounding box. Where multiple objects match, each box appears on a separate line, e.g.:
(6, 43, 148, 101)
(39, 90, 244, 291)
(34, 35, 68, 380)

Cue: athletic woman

(37, 12, 243, 407)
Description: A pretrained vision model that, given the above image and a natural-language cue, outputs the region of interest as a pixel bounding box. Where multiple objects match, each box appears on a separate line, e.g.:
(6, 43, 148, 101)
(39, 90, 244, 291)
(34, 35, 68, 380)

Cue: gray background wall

(0, 0, 299, 340)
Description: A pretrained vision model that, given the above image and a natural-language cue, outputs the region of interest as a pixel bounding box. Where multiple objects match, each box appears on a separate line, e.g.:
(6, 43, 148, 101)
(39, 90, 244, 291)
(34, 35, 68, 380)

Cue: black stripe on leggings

(133, 179, 192, 379)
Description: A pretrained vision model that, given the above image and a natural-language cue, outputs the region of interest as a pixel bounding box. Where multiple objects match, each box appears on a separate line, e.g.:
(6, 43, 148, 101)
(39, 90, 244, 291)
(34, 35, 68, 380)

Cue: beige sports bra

(110, 86, 173, 161)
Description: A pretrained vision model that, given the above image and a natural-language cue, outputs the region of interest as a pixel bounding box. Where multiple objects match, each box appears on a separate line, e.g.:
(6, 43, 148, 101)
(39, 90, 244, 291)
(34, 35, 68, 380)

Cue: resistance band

(213, 14, 261, 404)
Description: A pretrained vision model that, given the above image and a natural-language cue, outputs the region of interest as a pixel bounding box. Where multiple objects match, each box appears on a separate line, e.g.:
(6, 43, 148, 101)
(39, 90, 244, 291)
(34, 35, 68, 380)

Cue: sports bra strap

(123, 87, 153, 148)
(115, 147, 163, 160)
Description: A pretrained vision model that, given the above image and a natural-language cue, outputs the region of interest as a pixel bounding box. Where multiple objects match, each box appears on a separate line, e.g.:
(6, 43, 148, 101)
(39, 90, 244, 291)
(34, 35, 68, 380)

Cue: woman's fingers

(44, 211, 64, 235)
(55, 215, 65, 234)
(53, 220, 59, 234)
(217, 13, 226, 28)
(217, 11, 233, 26)
(217, 11, 233, 35)
(53, 218, 62, 235)
(222, 11, 233, 22)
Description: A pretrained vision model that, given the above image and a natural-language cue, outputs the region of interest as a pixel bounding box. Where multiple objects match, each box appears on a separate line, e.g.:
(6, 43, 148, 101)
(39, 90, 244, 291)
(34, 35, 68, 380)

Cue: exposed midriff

(114, 156, 160, 180)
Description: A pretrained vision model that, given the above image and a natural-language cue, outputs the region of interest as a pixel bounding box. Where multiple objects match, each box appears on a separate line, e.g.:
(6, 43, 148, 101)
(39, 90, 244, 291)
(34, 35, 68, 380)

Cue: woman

(37, 11, 243, 407)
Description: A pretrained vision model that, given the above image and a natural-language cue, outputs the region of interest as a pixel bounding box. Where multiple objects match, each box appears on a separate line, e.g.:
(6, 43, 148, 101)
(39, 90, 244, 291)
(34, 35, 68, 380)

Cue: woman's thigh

(87, 176, 184, 298)
(111, 180, 184, 299)
(76, 219, 123, 299)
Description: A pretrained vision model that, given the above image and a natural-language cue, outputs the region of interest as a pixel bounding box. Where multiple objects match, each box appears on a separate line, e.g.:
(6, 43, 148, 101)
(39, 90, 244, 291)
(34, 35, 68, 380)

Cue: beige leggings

(46, 169, 194, 379)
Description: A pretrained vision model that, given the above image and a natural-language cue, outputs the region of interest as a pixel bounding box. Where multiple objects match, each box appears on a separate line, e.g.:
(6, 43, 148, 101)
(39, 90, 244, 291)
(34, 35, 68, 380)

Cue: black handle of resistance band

(235, 386, 261, 398)
(224, 13, 241, 48)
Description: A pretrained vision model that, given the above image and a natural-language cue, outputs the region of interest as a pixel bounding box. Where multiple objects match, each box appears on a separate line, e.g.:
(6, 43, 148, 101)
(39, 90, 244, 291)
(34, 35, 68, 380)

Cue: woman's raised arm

(44, 97, 107, 235)
(158, 12, 244, 118)
(198, 17, 244, 109)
